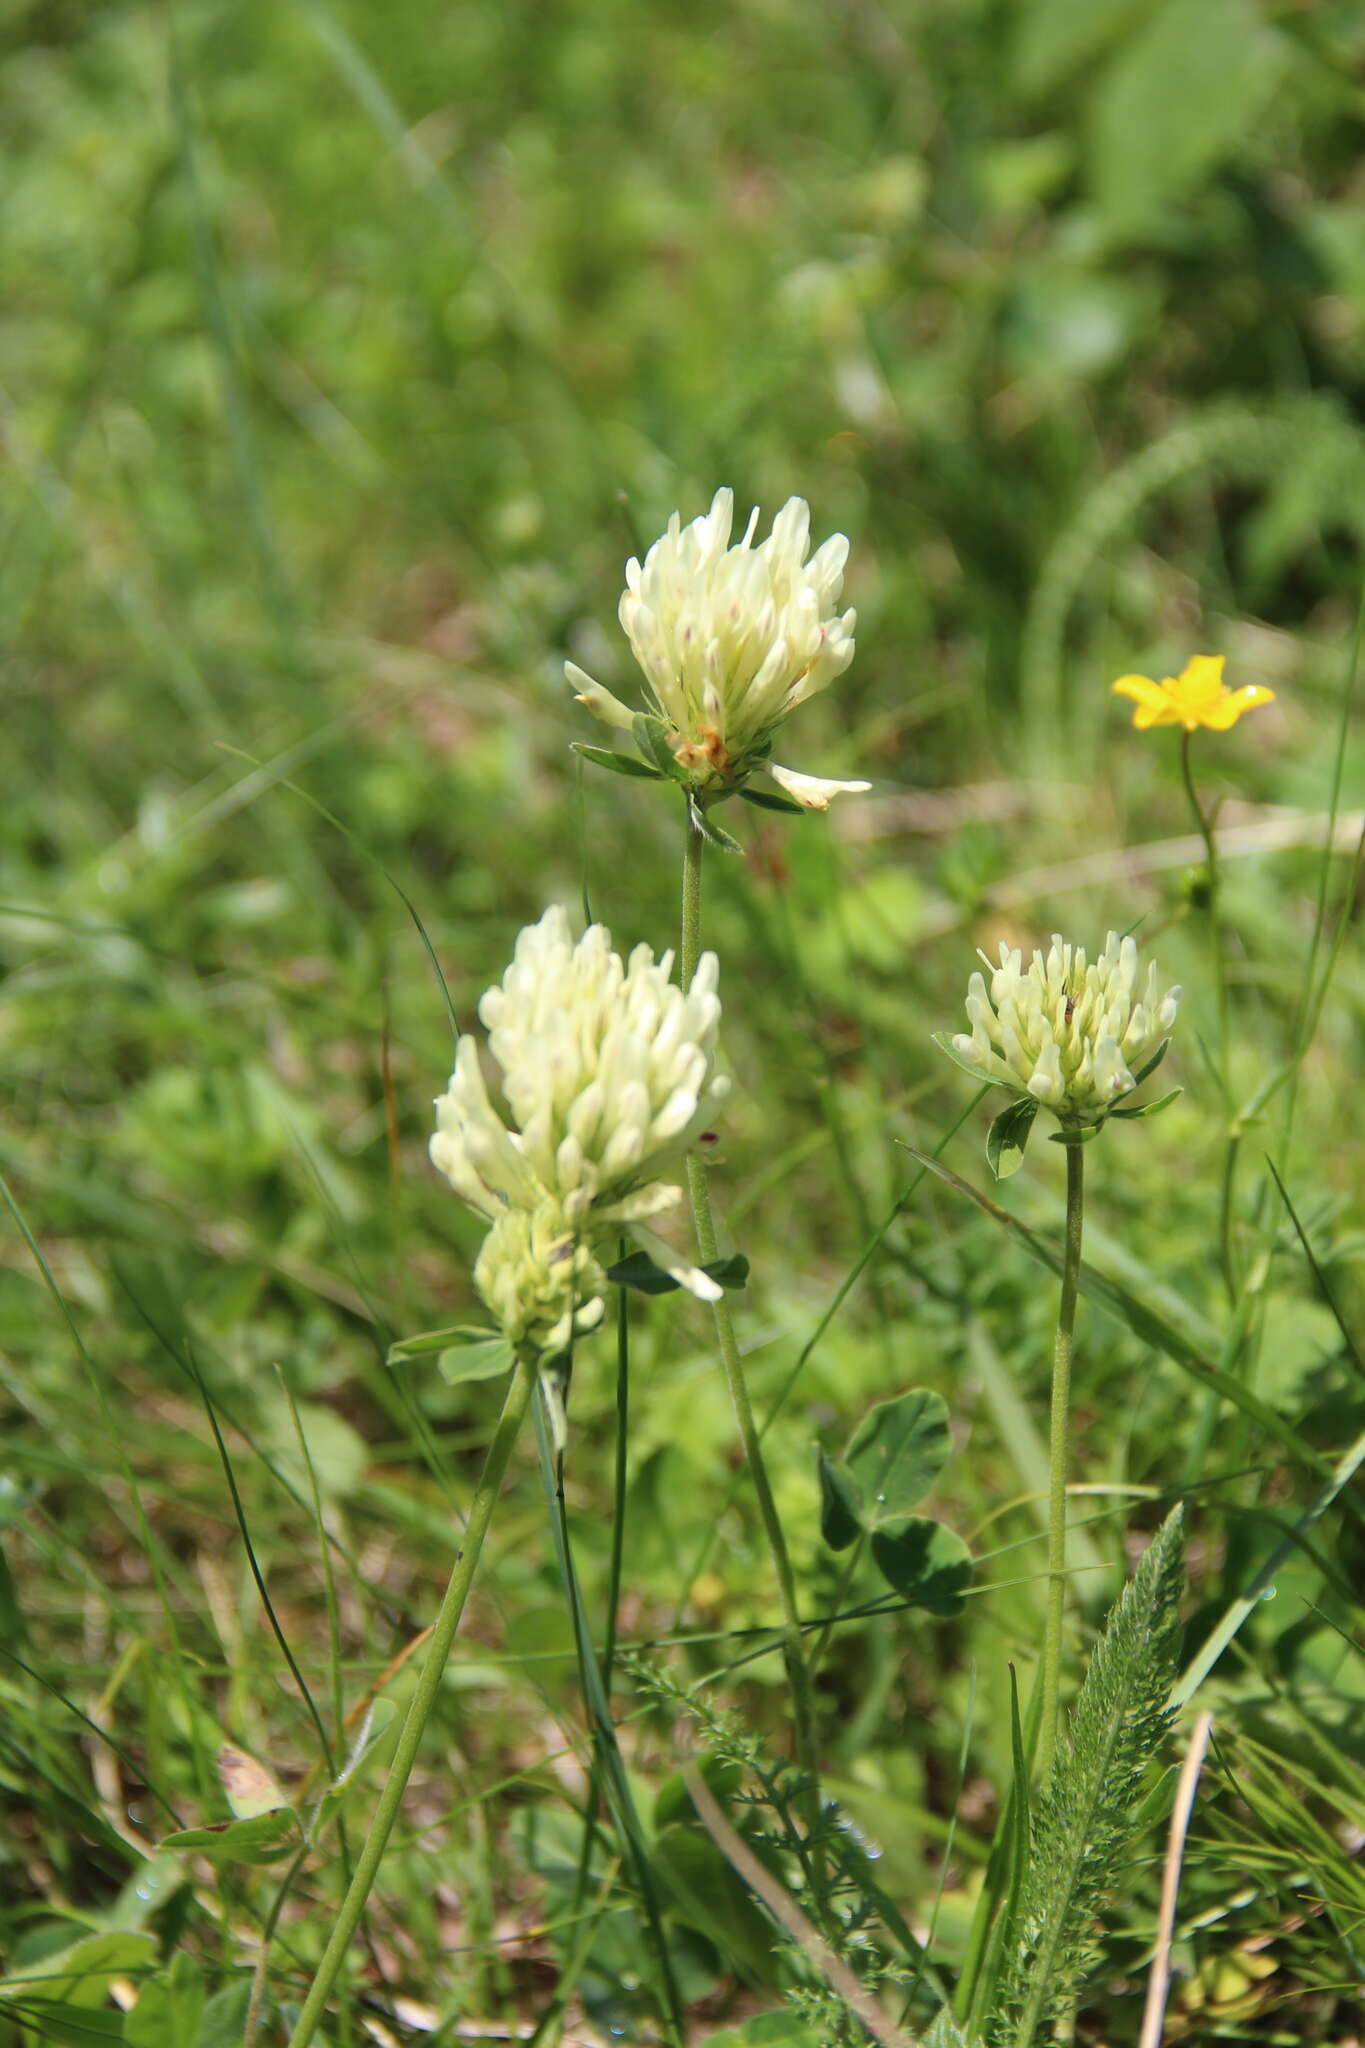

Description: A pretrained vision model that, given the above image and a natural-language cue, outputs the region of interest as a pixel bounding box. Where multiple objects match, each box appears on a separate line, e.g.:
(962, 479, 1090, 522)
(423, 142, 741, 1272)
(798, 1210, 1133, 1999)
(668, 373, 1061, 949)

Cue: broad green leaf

(194, 1981, 252, 2048)
(986, 1096, 1038, 1179)
(0, 1931, 156, 2009)
(161, 1807, 302, 1865)
(1087, 0, 1280, 236)
(387, 1323, 498, 1365)
(738, 787, 806, 814)
(1014, 0, 1145, 96)
(652, 1825, 779, 1987)
(701, 2016, 824, 2047)
(689, 799, 743, 854)
(437, 1337, 514, 1384)
(313, 1697, 399, 1838)
(817, 1449, 862, 1551)
(126, 1954, 206, 2048)
(654, 1751, 743, 1830)
(870, 1517, 973, 1614)
(605, 1249, 749, 1296)
(571, 742, 665, 780)
(845, 1388, 952, 1527)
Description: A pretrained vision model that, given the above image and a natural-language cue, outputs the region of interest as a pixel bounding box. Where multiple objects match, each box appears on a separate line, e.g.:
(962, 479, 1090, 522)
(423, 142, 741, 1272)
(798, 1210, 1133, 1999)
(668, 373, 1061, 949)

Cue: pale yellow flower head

(431, 907, 730, 1343)
(567, 487, 868, 809)
(937, 931, 1181, 1129)
(472, 1204, 608, 1355)
(1111, 654, 1274, 733)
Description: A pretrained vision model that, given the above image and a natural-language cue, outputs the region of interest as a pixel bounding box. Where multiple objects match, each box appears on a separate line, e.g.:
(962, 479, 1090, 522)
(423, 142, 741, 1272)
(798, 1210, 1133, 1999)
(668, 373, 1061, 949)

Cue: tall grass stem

(286, 1350, 536, 2048)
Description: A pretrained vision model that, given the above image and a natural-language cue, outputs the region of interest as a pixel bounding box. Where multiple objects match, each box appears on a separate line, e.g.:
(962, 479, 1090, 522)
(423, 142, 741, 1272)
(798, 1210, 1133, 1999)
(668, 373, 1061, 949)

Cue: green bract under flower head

(937, 931, 1181, 1133)
(567, 487, 869, 810)
(431, 906, 730, 1348)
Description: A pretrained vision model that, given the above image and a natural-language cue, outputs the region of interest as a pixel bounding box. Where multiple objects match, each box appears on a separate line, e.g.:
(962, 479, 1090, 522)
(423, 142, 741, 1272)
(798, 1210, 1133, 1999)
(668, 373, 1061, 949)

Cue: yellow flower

(1111, 654, 1274, 733)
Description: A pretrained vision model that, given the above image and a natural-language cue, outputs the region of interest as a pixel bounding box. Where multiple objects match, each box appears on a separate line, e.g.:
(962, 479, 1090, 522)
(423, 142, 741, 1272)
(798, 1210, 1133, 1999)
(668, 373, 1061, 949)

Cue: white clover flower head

(430, 907, 730, 1342)
(938, 931, 1181, 1128)
(472, 1204, 608, 1355)
(566, 487, 868, 810)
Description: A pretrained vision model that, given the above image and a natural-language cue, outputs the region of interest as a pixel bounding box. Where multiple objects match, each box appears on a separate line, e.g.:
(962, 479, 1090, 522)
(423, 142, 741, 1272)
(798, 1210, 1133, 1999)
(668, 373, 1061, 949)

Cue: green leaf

(437, 1337, 515, 1384)
(817, 1450, 863, 1551)
(998, 1508, 1186, 2044)
(986, 1097, 1039, 1179)
(844, 1388, 953, 1527)
(870, 1517, 973, 1613)
(605, 1249, 749, 1295)
(571, 742, 665, 780)
(932, 1032, 999, 1088)
(689, 799, 743, 854)
(1109, 1087, 1182, 1121)
(654, 1751, 743, 1829)
(1127, 1037, 1170, 1088)
(125, 1954, 206, 2048)
(193, 1981, 251, 2048)
(0, 1932, 157, 2009)
(1087, 0, 1280, 237)
(312, 1697, 399, 1839)
(386, 1323, 499, 1365)
(923, 2009, 973, 2048)
(632, 715, 687, 781)
(902, 1148, 1339, 1483)
(652, 1824, 780, 1986)
(161, 1807, 302, 1865)
(738, 787, 806, 815)
(701, 2016, 824, 2047)
(8, 2004, 126, 2044)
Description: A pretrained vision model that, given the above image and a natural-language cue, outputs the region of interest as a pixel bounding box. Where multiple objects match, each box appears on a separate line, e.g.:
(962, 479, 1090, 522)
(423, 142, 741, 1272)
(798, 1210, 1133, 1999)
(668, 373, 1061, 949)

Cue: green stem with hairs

(1039, 1139, 1084, 1784)
(680, 805, 825, 1870)
(1179, 727, 1237, 1300)
(286, 1350, 536, 2048)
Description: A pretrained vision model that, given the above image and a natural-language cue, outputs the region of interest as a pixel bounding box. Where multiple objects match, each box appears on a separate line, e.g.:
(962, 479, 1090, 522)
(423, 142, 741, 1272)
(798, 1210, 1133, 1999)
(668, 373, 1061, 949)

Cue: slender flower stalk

(1040, 1141, 1084, 1782)
(680, 812, 825, 1866)
(286, 1350, 537, 2048)
(935, 930, 1181, 1780)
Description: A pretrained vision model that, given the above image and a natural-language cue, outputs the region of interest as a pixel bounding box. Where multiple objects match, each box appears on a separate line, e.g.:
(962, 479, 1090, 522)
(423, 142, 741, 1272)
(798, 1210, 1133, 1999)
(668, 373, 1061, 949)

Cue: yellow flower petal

(1111, 655, 1274, 735)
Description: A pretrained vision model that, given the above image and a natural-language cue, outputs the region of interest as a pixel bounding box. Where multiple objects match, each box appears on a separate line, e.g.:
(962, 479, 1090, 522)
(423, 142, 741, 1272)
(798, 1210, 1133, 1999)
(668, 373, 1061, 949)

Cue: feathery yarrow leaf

(995, 1506, 1187, 2046)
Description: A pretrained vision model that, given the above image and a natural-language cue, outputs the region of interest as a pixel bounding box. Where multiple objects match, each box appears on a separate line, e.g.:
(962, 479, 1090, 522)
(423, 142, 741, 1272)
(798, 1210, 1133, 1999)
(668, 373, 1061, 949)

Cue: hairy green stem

(245, 1841, 310, 2048)
(1180, 729, 1238, 1300)
(1039, 1140, 1084, 1783)
(680, 807, 825, 1867)
(287, 1351, 536, 2048)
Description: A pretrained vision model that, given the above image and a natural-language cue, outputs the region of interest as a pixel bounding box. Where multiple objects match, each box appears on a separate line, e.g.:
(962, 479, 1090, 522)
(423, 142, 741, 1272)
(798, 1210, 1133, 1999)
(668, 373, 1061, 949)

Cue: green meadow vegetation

(2, 0, 1364, 2041)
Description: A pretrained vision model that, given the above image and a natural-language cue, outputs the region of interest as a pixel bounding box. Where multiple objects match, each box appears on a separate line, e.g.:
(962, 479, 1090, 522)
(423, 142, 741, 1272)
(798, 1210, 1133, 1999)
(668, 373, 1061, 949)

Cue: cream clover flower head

(566, 487, 868, 812)
(473, 1204, 609, 1356)
(935, 932, 1181, 1173)
(431, 906, 730, 1343)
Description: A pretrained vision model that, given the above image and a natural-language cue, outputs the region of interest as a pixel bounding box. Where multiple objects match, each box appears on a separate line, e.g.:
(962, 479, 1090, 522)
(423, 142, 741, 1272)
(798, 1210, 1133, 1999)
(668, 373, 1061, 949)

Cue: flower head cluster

(567, 488, 868, 810)
(432, 907, 729, 1354)
(938, 932, 1181, 1128)
(1112, 654, 1274, 733)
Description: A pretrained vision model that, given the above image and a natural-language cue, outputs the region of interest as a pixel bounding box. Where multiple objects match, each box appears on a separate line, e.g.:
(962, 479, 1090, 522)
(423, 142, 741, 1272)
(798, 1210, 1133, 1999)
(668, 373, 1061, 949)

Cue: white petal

(768, 763, 872, 810)
(628, 1223, 723, 1302)
(565, 662, 638, 732)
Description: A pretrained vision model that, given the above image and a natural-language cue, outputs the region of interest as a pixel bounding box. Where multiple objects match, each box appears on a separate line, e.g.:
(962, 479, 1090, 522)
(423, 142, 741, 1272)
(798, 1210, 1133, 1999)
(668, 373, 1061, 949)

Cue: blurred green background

(2, 0, 1364, 2039)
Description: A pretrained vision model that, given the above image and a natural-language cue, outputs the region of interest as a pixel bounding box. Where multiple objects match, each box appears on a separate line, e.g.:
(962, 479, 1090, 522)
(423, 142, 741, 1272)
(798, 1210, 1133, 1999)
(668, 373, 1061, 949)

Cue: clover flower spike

(937, 931, 1181, 1128)
(431, 907, 730, 1347)
(1111, 654, 1274, 733)
(567, 487, 868, 807)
